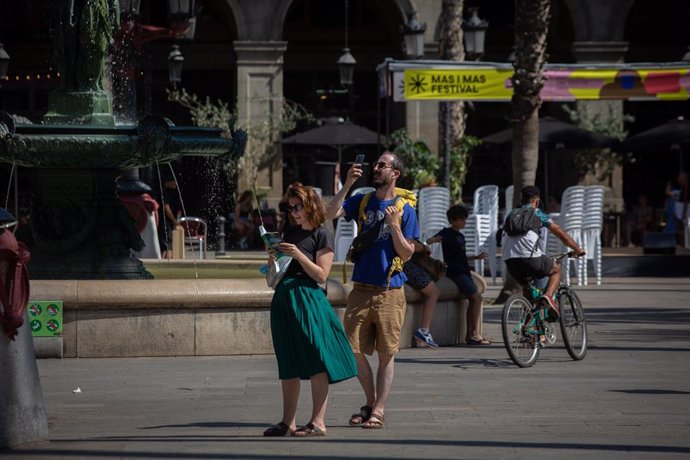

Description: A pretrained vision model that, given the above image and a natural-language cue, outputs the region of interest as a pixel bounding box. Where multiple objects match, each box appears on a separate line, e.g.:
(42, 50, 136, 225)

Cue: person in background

(665, 171, 689, 244)
(629, 194, 654, 246)
(404, 241, 441, 348)
(263, 182, 357, 438)
(426, 205, 490, 346)
(161, 175, 182, 259)
(234, 190, 256, 249)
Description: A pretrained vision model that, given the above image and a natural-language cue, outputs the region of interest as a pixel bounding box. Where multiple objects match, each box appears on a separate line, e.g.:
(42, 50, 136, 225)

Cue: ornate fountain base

(23, 168, 153, 280)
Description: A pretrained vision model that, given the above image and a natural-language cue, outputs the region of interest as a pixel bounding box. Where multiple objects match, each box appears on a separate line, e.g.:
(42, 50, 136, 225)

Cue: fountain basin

(29, 274, 486, 358)
(0, 117, 238, 169)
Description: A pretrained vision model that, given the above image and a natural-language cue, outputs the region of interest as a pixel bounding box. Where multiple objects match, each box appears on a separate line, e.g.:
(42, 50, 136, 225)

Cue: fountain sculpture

(0, 1, 246, 280)
(0, 0, 246, 448)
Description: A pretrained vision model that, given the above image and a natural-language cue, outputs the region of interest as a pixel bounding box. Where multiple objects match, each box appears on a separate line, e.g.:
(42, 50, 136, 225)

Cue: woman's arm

(276, 242, 333, 284)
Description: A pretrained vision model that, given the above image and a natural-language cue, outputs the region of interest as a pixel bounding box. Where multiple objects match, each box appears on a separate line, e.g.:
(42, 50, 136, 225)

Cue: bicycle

(501, 252, 588, 368)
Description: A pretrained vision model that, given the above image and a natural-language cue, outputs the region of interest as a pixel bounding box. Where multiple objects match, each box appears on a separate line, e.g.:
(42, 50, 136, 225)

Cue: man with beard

(325, 152, 418, 430)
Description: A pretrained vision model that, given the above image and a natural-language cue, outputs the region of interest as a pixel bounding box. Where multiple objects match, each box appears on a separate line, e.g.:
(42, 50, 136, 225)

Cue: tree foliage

(562, 104, 634, 181)
(167, 88, 313, 187)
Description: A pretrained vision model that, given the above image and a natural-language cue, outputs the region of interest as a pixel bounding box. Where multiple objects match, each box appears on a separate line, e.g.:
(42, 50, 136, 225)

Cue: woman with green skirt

(263, 182, 357, 438)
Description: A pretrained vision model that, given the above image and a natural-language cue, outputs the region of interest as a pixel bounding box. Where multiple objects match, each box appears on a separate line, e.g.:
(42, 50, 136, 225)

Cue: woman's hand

(277, 242, 301, 258)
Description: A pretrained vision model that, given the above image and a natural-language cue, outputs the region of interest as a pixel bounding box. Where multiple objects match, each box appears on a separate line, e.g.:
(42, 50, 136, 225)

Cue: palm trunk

(496, 0, 551, 303)
(439, 0, 467, 186)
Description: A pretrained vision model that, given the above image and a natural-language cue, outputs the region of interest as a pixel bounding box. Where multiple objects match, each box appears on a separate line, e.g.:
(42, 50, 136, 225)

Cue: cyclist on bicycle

(502, 186, 585, 320)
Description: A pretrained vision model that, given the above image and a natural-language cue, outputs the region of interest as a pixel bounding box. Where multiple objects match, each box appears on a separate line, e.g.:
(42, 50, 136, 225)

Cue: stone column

(573, 41, 629, 213)
(0, 311, 49, 449)
(233, 41, 287, 205)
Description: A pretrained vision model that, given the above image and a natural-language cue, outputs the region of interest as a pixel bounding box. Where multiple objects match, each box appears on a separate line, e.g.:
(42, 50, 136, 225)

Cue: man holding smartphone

(325, 152, 419, 430)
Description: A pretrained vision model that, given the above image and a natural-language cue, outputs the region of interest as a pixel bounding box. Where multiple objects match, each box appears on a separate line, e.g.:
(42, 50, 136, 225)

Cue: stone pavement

(3, 278, 690, 459)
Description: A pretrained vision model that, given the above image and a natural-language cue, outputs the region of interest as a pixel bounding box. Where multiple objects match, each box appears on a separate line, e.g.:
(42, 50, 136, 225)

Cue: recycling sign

(29, 300, 63, 337)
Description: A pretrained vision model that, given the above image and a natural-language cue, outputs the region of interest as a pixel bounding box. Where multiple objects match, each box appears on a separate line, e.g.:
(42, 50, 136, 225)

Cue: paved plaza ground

(4, 278, 690, 459)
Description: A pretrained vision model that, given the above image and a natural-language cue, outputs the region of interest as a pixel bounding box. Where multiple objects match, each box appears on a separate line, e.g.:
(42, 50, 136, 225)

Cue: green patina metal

(0, 0, 247, 280)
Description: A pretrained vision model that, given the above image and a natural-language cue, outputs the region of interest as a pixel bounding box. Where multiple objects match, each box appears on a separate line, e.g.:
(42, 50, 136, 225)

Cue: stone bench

(30, 273, 486, 358)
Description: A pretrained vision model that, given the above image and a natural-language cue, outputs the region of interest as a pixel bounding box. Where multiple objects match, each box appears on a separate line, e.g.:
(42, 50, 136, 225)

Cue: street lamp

(337, 0, 356, 87)
(463, 7, 488, 61)
(401, 12, 426, 59)
(0, 43, 9, 81)
(168, 44, 184, 86)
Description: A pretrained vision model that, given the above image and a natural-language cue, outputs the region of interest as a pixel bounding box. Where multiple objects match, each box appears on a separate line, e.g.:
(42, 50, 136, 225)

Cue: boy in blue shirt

(427, 205, 490, 345)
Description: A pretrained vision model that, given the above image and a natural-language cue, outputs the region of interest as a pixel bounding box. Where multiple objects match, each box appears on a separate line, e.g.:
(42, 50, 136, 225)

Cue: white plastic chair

(179, 217, 208, 259)
(461, 214, 491, 275)
(351, 186, 375, 197)
(418, 187, 451, 261)
(333, 216, 357, 262)
(559, 186, 586, 285)
(473, 185, 499, 283)
(582, 186, 606, 285)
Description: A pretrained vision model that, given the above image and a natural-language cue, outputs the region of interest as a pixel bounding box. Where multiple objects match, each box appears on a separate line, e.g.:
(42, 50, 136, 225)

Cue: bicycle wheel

(558, 288, 587, 360)
(502, 295, 541, 367)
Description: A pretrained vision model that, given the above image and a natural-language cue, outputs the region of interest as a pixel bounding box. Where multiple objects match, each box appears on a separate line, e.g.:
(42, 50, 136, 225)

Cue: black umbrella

(618, 116, 690, 171)
(282, 118, 382, 194)
(281, 118, 382, 162)
(483, 117, 617, 200)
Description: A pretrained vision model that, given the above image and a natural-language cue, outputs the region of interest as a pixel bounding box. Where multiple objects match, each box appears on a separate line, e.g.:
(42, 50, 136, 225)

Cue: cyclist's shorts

(505, 255, 554, 285)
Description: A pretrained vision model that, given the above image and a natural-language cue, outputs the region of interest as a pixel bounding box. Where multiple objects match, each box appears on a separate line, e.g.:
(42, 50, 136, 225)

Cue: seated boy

(426, 205, 490, 345)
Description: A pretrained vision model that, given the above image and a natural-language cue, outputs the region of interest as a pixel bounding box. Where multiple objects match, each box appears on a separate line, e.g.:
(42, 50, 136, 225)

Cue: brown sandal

(263, 421, 292, 437)
(349, 405, 372, 425)
(291, 423, 326, 437)
(362, 412, 385, 429)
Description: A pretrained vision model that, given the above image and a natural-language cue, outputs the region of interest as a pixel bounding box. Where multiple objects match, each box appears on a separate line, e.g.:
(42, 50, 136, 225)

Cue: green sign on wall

(28, 301, 63, 337)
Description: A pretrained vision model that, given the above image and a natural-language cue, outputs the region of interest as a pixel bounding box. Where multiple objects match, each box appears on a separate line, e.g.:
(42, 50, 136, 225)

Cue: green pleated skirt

(270, 277, 358, 384)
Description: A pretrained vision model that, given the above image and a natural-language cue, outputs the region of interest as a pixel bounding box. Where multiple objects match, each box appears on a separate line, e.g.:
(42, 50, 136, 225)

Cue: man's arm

(325, 164, 363, 219)
(385, 205, 415, 262)
(549, 222, 585, 256)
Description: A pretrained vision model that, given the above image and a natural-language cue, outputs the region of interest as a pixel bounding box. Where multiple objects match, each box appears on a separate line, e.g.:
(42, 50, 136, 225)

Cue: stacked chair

(333, 216, 357, 262)
(418, 187, 451, 261)
(545, 186, 586, 286)
(472, 185, 499, 283)
(461, 213, 492, 275)
(582, 186, 606, 285)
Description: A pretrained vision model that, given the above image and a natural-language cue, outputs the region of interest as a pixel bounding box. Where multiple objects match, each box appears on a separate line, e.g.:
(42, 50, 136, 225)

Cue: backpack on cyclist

(504, 207, 542, 236)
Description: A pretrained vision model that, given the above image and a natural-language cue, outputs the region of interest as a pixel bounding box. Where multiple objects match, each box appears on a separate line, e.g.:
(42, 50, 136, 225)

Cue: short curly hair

(286, 182, 326, 227)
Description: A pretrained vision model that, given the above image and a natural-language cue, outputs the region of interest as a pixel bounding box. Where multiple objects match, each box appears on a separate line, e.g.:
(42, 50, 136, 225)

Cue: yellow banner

(404, 69, 513, 101)
(402, 67, 690, 101)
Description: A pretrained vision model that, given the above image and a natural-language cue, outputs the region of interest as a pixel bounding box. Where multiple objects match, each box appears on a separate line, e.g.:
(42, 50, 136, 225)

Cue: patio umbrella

(281, 118, 383, 193)
(617, 116, 690, 171)
(483, 117, 617, 200)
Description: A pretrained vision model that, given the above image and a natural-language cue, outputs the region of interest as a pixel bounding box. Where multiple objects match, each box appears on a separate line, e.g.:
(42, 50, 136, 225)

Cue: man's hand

(344, 163, 363, 189)
(573, 248, 586, 258)
(385, 205, 402, 228)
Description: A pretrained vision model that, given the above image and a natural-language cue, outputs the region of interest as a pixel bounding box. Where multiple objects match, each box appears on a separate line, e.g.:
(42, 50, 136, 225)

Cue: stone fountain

(0, 0, 245, 449)
(0, 2, 245, 280)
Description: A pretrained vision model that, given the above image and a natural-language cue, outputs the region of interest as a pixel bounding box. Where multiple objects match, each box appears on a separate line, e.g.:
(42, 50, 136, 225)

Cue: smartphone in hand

(355, 154, 365, 165)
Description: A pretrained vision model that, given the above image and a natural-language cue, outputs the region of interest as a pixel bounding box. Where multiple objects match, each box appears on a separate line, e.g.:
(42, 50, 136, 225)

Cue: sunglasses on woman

(287, 204, 304, 213)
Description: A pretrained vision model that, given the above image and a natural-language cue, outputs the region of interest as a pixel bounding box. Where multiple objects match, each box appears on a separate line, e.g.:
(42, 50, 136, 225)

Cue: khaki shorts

(343, 283, 407, 355)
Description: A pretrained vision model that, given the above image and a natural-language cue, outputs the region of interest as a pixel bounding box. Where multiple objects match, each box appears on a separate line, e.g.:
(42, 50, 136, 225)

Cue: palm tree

(439, 0, 466, 185)
(497, 0, 551, 302)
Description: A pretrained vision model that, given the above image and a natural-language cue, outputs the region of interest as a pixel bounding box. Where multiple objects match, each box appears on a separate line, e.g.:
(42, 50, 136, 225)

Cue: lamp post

(401, 12, 426, 59)
(337, 0, 356, 88)
(0, 43, 9, 81)
(463, 7, 488, 61)
(168, 44, 184, 88)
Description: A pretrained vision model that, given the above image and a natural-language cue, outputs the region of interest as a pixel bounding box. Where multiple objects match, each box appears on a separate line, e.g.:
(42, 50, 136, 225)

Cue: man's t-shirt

(343, 193, 419, 288)
(502, 205, 552, 260)
(434, 227, 471, 276)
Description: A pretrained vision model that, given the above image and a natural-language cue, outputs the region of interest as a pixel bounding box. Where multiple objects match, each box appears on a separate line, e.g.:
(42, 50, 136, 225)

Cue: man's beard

(372, 173, 390, 189)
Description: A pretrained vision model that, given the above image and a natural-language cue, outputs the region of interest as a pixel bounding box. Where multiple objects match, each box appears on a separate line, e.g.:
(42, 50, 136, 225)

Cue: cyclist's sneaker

(539, 295, 560, 322)
(414, 329, 439, 348)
